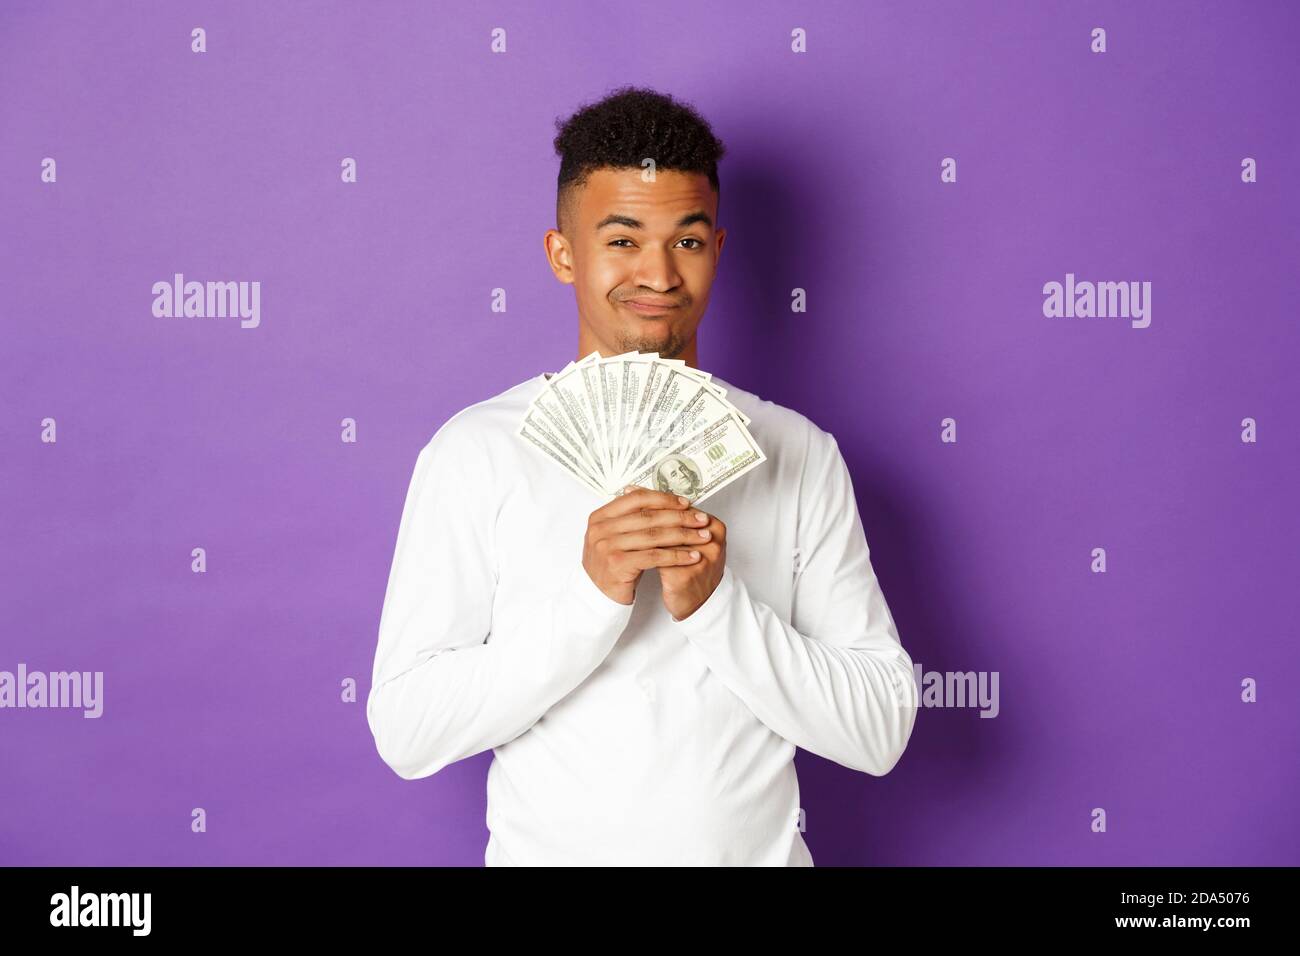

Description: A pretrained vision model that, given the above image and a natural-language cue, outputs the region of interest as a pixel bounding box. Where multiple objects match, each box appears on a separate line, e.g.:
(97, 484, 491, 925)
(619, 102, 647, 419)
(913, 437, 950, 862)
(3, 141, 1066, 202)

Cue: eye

(608, 237, 704, 249)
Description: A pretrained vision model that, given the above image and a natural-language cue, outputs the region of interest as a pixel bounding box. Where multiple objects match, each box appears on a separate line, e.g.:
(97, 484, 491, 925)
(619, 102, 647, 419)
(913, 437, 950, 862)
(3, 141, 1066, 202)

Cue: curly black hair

(552, 86, 727, 235)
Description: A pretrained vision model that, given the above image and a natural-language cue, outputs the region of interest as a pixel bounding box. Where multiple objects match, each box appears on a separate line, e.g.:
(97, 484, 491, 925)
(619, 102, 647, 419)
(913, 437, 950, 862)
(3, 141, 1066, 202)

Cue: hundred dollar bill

(623, 381, 736, 478)
(614, 356, 672, 480)
(540, 353, 608, 484)
(520, 351, 766, 498)
(625, 410, 767, 505)
(518, 408, 606, 496)
(646, 357, 750, 426)
(596, 352, 633, 480)
(604, 356, 751, 485)
(615, 350, 657, 481)
(608, 352, 664, 478)
(575, 359, 612, 484)
(618, 366, 704, 480)
(528, 363, 605, 480)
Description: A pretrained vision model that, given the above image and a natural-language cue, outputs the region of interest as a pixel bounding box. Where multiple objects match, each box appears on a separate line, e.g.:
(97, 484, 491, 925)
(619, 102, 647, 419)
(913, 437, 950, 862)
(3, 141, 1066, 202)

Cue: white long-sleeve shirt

(366, 368, 919, 866)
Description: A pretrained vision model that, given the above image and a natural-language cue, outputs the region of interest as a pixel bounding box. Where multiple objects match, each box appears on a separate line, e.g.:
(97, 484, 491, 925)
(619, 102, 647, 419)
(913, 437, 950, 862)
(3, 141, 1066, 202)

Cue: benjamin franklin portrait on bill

(654, 454, 703, 499)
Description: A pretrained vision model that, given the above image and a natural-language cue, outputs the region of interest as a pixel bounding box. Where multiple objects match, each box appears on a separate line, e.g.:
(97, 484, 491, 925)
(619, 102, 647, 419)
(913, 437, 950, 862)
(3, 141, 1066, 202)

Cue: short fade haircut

(552, 85, 727, 235)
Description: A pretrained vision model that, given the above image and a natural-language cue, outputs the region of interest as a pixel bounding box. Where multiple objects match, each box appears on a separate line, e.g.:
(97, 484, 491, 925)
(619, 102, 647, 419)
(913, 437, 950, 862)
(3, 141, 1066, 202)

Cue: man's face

(659, 459, 694, 496)
(545, 167, 726, 360)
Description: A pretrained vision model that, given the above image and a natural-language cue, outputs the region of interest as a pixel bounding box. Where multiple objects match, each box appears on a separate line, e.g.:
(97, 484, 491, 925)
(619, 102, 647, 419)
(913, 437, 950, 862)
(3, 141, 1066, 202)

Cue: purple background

(2, 0, 1296, 866)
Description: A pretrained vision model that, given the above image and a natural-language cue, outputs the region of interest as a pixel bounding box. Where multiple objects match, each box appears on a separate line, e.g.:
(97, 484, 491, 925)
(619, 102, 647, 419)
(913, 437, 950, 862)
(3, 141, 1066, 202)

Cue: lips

(622, 297, 678, 315)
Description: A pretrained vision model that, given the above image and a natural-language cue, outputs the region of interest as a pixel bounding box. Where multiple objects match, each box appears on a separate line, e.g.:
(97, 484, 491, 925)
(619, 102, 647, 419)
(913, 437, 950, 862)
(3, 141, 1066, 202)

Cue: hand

(659, 509, 726, 621)
(582, 486, 712, 605)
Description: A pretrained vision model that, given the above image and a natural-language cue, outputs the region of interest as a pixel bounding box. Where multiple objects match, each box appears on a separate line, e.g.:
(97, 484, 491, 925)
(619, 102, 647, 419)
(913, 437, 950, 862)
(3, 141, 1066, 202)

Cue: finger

(597, 506, 711, 538)
(701, 514, 727, 544)
(609, 524, 715, 552)
(593, 486, 690, 521)
(621, 547, 703, 570)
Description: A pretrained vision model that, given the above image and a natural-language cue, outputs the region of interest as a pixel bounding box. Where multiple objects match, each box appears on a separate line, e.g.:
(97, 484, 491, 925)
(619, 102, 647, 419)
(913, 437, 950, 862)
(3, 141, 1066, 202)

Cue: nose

(631, 245, 683, 293)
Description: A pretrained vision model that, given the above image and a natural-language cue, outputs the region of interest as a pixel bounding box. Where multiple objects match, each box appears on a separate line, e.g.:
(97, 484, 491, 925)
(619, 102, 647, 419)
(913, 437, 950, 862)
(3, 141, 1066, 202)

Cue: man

(653, 455, 702, 500)
(365, 86, 919, 866)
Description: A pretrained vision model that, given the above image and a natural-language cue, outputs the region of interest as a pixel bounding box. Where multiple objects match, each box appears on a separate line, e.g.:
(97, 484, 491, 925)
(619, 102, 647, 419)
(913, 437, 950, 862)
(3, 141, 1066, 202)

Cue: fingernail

(692, 511, 706, 522)
(689, 550, 700, 559)
(697, 529, 710, 538)
(677, 496, 689, 506)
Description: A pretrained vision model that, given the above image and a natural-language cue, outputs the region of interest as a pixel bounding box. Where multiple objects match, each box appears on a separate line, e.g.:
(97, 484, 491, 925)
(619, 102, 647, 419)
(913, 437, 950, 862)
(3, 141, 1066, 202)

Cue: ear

(543, 229, 575, 284)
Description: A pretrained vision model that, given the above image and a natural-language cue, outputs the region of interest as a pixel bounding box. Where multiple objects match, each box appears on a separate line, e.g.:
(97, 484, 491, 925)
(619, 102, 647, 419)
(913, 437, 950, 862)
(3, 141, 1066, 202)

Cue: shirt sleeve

(366, 421, 635, 780)
(670, 426, 919, 776)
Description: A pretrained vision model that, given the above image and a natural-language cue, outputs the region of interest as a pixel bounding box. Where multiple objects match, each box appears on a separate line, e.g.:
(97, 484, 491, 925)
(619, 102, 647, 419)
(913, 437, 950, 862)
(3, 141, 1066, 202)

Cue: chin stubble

(615, 328, 687, 360)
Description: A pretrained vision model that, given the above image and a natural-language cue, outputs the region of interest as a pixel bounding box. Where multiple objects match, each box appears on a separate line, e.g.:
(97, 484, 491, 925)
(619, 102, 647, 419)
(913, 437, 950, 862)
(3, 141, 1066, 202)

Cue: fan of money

(518, 350, 767, 504)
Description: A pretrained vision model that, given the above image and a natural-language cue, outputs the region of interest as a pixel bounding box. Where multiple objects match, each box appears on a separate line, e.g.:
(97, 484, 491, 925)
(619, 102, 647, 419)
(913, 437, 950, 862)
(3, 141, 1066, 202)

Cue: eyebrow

(595, 211, 713, 232)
